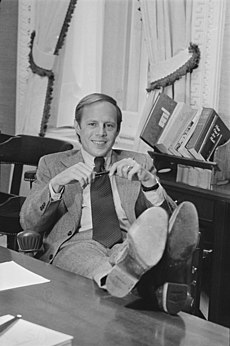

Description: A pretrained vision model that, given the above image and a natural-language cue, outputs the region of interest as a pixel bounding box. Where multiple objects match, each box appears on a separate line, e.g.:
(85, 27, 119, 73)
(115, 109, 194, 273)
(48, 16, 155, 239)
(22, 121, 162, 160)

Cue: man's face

(75, 101, 120, 157)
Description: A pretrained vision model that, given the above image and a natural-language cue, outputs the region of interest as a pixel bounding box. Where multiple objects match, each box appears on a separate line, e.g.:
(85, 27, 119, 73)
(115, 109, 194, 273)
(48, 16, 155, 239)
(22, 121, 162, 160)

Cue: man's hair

(75, 93, 122, 132)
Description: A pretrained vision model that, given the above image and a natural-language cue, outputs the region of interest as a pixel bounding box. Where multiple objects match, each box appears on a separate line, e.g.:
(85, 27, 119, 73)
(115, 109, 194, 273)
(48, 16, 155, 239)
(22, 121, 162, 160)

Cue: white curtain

(17, 0, 71, 135)
(51, 0, 147, 134)
(50, 0, 105, 128)
(134, 0, 193, 152)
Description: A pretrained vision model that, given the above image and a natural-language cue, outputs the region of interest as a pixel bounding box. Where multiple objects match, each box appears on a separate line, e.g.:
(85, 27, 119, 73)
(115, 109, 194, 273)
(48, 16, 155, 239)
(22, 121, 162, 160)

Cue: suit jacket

(20, 148, 160, 263)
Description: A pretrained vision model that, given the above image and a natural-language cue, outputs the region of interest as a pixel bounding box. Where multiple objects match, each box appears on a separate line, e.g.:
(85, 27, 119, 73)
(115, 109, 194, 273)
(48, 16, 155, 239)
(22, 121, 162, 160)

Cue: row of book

(176, 164, 213, 190)
(140, 93, 230, 162)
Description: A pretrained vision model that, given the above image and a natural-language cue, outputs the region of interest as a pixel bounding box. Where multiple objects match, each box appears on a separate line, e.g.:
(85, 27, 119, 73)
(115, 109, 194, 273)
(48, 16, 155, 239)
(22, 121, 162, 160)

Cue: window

(51, 0, 148, 146)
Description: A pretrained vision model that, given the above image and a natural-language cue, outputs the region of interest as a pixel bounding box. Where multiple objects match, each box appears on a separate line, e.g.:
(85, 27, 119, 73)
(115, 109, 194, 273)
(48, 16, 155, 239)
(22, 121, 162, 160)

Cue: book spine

(194, 110, 218, 152)
(200, 116, 230, 160)
(186, 108, 214, 151)
(187, 147, 205, 161)
(171, 109, 199, 156)
(206, 135, 222, 161)
(196, 114, 218, 154)
(156, 102, 184, 146)
(140, 93, 177, 148)
(176, 108, 202, 157)
(177, 146, 194, 158)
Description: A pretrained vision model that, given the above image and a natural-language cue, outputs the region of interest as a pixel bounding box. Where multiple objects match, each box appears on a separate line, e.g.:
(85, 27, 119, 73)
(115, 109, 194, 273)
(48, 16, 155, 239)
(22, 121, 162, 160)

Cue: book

(198, 115, 230, 161)
(186, 107, 218, 160)
(176, 107, 203, 158)
(140, 93, 177, 148)
(176, 165, 213, 189)
(0, 314, 73, 346)
(156, 101, 197, 155)
(168, 105, 198, 156)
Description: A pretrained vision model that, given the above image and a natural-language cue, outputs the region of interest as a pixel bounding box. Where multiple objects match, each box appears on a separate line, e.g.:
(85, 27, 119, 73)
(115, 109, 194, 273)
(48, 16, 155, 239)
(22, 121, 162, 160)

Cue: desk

(149, 151, 230, 327)
(161, 179, 230, 328)
(0, 247, 229, 346)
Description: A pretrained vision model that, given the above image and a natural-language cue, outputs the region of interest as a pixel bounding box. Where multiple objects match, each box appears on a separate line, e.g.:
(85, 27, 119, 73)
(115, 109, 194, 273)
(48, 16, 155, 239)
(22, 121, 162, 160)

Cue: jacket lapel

(59, 150, 84, 224)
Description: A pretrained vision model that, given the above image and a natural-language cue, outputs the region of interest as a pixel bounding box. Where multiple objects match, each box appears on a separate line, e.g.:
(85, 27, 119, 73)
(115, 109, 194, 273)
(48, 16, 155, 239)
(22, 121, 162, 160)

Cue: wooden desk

(0, 247, 229, 346)
(149, 150, 230, 327)
(161, 179, 230, 328)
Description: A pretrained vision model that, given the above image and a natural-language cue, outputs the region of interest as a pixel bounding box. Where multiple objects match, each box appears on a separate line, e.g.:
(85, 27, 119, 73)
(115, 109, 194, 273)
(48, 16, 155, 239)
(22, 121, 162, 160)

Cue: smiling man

(20, 93, 199, 315)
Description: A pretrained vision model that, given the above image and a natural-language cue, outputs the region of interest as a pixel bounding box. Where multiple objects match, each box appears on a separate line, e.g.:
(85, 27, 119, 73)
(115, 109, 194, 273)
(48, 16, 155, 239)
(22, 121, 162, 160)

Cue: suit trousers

(52, 229, 127, 287)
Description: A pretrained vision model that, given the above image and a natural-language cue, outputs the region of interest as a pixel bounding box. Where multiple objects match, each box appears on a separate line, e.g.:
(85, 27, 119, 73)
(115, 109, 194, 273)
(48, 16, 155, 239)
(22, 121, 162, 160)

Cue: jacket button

(40, 202, 46, 211)
(67, 231, 72, 236)
(49, 254, 53, 260)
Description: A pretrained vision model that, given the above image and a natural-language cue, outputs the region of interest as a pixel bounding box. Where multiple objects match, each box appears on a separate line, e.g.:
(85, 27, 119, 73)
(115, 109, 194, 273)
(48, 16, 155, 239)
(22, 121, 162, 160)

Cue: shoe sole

(106, 207, 168, 297)
(156, 282, 188, 315)
(167, 201, 199, 264)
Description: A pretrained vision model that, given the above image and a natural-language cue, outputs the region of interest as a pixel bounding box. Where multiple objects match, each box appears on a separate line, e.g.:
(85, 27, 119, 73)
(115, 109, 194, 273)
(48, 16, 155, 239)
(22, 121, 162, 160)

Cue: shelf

(148, 151, 218, 170)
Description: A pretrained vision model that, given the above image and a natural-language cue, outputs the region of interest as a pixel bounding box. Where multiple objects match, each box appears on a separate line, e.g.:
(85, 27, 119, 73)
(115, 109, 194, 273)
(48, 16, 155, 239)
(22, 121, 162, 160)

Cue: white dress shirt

(49, 148, 164, 232)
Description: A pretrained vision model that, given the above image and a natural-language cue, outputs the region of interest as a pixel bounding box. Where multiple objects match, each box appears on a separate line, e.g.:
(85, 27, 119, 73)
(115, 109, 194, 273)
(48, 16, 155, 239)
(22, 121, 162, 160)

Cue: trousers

(52, 229, 127, 287)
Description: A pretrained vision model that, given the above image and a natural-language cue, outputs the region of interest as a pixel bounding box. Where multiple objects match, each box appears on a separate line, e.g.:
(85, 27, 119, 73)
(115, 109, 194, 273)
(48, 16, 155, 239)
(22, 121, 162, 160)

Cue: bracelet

(141, 183, 159, 192)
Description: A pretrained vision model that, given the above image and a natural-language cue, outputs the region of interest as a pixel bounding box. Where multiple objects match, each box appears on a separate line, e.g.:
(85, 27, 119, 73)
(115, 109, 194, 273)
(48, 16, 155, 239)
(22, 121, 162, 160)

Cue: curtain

(51, 0, 146, 133)
(50, 0, 105, 128)
(17, 0, 76, 136)
(134, 0, 194, 152)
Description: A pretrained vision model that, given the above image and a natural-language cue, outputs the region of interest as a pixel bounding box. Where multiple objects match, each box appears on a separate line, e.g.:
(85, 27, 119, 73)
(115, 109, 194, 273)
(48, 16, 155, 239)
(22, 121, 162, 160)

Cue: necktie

(90, 156, 122, 248)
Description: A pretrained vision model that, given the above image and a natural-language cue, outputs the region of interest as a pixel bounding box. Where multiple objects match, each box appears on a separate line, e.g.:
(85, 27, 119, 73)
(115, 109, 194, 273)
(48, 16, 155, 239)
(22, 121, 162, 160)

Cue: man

(20, 93, 199, 315)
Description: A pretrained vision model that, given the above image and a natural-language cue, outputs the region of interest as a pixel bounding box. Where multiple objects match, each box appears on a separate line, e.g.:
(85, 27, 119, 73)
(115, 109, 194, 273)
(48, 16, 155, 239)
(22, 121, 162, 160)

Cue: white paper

(0, 315, 73, 346)
(0, 261, 49, 291)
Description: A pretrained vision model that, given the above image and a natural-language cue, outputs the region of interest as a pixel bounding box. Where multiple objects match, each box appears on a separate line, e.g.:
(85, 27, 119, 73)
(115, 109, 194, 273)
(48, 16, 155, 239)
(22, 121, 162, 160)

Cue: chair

(0, 133, 73, 250)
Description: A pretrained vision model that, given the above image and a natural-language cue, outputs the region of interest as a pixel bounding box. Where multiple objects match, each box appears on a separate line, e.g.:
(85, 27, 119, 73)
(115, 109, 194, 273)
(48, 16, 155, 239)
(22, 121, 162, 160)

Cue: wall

(0, 0, 18, 134)
(0, 0, 18, 192)
(219, 0, 230, 128)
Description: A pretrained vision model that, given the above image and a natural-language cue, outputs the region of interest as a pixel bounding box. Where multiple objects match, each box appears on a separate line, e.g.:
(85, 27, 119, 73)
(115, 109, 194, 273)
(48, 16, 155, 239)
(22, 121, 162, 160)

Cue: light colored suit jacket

(20, 149, 157, 263)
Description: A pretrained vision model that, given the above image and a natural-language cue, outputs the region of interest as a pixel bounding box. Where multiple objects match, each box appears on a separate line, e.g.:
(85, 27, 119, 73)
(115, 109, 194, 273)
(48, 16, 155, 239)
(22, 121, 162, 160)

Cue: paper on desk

(0, 261, 49, 291)
(0, 315, 73, 346)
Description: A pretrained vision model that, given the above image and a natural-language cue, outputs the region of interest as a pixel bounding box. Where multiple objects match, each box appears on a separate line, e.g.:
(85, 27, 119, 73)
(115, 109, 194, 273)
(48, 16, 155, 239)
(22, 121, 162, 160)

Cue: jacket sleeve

(20, 156, 66, 234)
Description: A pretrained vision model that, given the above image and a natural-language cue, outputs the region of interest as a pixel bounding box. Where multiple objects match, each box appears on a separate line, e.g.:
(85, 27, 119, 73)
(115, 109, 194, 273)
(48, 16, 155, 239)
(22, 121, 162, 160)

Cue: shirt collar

(80, 148, 112, 170)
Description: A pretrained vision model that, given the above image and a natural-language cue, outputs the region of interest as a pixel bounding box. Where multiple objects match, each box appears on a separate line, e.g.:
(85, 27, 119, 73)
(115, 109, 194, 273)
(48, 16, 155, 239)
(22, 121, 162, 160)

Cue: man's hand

(109, 158, 157, 187)
(50, 162, 94, 192)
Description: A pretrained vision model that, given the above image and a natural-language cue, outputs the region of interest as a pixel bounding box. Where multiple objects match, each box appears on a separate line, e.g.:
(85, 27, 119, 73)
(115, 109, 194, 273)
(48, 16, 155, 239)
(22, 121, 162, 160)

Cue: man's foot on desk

(155, 282, 188, 315)
(106, 207, 168, 298)
(167, 201, 199, 266)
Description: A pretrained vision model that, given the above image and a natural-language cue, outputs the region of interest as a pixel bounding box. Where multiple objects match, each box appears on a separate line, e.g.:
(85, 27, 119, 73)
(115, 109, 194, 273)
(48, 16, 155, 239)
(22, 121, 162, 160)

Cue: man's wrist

(141, 182, 159, 192)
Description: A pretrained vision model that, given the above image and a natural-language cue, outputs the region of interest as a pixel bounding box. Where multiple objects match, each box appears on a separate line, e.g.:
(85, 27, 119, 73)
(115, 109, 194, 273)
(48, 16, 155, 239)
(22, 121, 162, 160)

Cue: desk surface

(0, 247, 229, 346)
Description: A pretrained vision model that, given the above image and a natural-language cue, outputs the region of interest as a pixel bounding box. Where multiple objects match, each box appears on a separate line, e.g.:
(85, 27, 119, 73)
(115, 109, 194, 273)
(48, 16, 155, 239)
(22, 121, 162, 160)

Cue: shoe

(167, 201, 199, 266)
(155, 282, 188, 315)
(106, 207, 168, 297)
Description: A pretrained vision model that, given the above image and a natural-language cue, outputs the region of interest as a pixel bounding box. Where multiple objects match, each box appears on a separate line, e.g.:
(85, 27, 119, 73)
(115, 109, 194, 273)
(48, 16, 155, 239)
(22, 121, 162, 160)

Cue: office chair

(0, 133, 73, 250)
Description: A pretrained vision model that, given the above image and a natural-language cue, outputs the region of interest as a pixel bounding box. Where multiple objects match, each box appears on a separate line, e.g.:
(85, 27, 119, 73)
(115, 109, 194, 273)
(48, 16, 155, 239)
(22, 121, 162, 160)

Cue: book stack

(176, 164, 213, 189)
(141, 93, 230, 189)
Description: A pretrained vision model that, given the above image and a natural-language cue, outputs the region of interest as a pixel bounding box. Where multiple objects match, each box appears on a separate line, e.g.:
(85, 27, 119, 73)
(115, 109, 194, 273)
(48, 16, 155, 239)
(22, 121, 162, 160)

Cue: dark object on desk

(0, 133, 73, 250)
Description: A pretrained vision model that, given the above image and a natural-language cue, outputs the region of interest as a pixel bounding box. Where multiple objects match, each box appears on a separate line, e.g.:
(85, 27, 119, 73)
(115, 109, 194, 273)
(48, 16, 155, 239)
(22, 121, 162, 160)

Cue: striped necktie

(90, 156, 122, 248)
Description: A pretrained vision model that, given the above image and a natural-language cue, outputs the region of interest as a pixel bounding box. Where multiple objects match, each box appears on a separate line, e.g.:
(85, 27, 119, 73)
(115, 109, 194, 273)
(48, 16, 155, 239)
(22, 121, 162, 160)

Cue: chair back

(0, 133, 73, 195)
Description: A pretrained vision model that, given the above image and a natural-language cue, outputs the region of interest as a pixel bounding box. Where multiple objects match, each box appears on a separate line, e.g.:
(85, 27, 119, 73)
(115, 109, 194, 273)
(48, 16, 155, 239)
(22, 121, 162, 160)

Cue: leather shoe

(167, 201, 199, 266)
(106, 207, 168, 297)
(155, 282, 188, 315)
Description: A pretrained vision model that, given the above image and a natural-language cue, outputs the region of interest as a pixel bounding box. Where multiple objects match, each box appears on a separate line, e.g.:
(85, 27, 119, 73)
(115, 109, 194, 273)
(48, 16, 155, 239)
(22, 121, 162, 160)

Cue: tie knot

(94, 156, 105, 173)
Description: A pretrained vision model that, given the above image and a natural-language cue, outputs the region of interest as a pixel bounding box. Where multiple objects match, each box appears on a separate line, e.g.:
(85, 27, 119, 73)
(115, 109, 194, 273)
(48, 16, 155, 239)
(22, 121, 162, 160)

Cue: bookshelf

(149, 139, 230, 190)
(148, 150, 219, 188)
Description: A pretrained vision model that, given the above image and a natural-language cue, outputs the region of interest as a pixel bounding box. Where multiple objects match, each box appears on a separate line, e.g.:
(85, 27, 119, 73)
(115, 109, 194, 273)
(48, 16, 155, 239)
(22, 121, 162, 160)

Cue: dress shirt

(49, 148, 165, 232)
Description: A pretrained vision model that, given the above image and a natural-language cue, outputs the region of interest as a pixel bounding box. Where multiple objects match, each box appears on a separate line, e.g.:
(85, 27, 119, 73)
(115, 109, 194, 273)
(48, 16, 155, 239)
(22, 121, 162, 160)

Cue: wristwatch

(141, 182, 159, 192)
